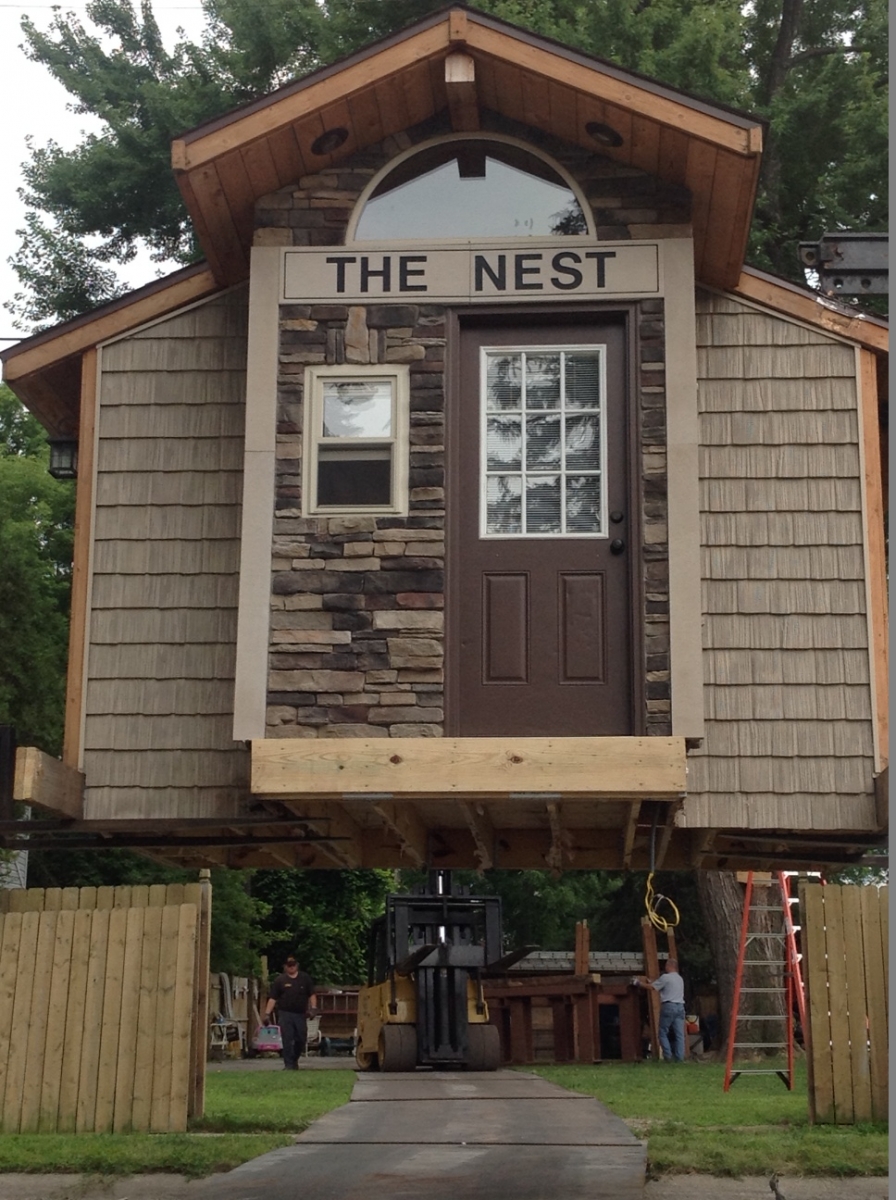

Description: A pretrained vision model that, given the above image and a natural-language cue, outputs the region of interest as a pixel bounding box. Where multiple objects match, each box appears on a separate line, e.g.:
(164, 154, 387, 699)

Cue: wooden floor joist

(458, 801, 495, 871)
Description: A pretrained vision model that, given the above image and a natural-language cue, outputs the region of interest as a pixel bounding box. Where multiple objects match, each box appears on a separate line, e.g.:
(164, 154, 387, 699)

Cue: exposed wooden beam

(690, 829, 717, 869)
(282, 801, 364, 868)
(368, 799, 429, 867)
(448, 8, 469, 43)
(445, 52, 479, 131)
(654, 803, 681, 869)
(458, 801, 494, 870)
(622, 801, 641, 870)
(545, 801, 569, 874)
(252, 736, 688, 800)
(13, 748, 84, 819)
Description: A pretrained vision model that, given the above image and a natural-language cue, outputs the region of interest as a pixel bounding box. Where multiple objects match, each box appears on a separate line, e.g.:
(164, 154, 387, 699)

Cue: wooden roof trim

(172, 5, 763, 175)
(1, 265, 219, 384)
(172, 24, 452, 173)
(464, 23, 762, 156)
(733, 267, 888, 355)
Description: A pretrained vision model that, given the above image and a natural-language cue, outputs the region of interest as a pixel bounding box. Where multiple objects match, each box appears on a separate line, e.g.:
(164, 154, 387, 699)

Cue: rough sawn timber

(252, 736, 687, 800)
(13, 749, 84, 820)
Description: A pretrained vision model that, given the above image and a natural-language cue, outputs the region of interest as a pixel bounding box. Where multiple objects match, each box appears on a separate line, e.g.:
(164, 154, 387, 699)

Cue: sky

(0, 1, 208, 347)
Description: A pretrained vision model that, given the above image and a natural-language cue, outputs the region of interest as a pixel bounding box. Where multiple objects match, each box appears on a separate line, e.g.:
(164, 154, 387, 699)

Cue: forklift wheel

(466, 1024, 501, 1071)
(378, 1024, 418, 1072)
(355, 1047, 379, 1071)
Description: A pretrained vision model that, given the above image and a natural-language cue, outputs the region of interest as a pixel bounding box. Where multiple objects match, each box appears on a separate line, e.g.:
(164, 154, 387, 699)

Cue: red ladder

(723, 871, 804, 1091)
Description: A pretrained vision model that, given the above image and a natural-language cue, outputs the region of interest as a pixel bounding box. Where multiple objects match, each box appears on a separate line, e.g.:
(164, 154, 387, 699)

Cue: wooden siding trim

(856, 347, 888, 774)
(2, 269, 219, 385)
(733, 270, 888, 355)
(233, 247, 280, 740)
(665, 241, 703, 737)
(63, 348, 98, 769)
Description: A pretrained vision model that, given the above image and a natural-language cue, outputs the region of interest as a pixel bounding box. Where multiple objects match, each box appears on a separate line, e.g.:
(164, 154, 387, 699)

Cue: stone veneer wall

(259, 112, 679, 740)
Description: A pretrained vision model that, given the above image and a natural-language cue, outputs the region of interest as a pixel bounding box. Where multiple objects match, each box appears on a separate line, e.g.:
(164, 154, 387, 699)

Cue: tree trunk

(696, 871, 744, 1053)
(697, 872, 787, 1057)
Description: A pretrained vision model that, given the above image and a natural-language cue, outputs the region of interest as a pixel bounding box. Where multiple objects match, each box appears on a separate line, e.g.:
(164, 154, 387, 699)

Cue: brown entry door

(448, 318, 633, 737)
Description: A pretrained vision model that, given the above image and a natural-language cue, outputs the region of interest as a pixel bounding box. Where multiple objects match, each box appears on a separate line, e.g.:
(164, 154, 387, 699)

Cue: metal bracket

(798, 232, 888, 295)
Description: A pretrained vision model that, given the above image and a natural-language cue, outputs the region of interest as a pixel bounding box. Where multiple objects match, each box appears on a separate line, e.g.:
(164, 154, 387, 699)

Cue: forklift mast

(368, 871, 504, 1065)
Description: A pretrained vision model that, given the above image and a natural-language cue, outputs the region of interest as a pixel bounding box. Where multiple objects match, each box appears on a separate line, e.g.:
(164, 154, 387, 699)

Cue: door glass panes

(482, 348, 605, 536)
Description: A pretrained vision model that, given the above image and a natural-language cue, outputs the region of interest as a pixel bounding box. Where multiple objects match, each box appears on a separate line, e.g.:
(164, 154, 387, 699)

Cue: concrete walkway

(0, 1174, 886, 1200)
(190, 1068, 647, 1200)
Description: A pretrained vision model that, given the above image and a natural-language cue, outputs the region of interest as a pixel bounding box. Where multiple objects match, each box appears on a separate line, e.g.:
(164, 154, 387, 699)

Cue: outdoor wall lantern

(47, 438, 78, 480)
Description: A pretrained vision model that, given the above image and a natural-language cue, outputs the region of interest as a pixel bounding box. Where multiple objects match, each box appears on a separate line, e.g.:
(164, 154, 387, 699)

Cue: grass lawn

(529, 1060, 888, 1178)
(197, 1068, 356, 1132)
(0, 1069, 355, 1176)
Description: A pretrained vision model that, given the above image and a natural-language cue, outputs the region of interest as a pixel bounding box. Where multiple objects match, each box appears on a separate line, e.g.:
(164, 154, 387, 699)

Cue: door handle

(610, 538, 625, 555)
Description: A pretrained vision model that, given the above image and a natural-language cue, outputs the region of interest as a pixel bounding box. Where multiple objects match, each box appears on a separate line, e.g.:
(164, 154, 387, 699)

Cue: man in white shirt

(637, 958, 686, 1062)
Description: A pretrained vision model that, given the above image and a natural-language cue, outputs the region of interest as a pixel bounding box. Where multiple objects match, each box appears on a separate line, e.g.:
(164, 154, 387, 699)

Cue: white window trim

(302, 363, 410, 516)
(479, 344, 608, 540)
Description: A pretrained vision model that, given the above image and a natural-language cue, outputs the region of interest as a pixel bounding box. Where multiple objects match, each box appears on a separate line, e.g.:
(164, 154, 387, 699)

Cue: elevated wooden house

(3, 6, 887, 872)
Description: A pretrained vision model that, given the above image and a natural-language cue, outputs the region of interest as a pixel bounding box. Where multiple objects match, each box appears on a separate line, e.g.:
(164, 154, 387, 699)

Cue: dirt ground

(0, 1171, 885, 1200)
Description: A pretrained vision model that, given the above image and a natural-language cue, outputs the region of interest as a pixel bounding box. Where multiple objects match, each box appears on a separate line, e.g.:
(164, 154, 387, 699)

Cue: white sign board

(282, 241, 660, 303)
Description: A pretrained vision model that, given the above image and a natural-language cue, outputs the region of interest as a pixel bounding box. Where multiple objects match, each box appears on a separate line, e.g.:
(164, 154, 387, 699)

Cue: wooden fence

(800, 881, 888, 1124)
(0, 877, 211, 1132)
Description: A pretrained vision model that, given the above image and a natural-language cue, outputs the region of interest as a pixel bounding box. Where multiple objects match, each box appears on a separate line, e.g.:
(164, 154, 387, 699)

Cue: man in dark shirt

(264, 956, 316, 1070)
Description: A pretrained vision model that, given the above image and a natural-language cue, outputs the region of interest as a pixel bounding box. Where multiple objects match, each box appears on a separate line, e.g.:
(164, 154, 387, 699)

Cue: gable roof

(2, 4, 887, 436)
(171, 4, 765, 290)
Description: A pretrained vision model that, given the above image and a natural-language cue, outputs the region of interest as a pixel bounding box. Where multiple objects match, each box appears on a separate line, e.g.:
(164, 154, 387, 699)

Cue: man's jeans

(658, 1002, 686, 1062)
(279, 1010, 308, 1069)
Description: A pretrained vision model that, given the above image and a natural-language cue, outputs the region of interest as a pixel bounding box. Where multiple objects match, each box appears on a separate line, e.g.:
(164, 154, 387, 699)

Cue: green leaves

(6, 0, 887, 327)
(0, 387, 74, 754)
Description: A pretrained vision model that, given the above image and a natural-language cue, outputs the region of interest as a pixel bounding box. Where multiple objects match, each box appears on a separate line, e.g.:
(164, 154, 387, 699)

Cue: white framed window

(302, 364, 409, 515)
(481, 345, 607, 538)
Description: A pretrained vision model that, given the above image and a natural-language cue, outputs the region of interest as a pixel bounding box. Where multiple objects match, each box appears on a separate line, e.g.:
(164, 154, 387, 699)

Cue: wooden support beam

(448, 8, 468, 42)
(253, 736, 688, 800)
(622, 801, 641, 870)
(640, 918, 661, 1060)
(368, 799, 428, 867)
(690, 829, 717, 869)
(574, 920, 590, 977)
(458, 800, 494, 870)
(445, 52, 479, 131)
(654, 803, 681, 869)
(282, 801, 364, 868)
(545, 801, 568, 874)
(13, 748, 84, 819)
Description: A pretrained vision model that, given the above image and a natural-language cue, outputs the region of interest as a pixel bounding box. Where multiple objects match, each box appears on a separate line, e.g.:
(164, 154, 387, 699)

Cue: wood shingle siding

(681, 289, 877, 832)
(83, 288, 249, 820)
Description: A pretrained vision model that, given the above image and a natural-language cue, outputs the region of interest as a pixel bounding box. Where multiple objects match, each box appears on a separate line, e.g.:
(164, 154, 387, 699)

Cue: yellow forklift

(356, 871, 514, 1071)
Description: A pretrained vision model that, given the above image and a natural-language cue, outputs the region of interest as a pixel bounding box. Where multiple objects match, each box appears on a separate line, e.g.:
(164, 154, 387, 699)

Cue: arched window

(353, 138, 590, 241)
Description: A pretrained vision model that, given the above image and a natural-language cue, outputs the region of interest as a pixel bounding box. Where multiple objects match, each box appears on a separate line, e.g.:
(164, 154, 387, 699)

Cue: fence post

(189, 870, 212, 1119)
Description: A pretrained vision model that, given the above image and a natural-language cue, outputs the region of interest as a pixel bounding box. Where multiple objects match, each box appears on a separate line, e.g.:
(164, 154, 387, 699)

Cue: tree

(0, 386, 74, 753)
(252, 868, 393, 984)
(6, 0, 886, 327)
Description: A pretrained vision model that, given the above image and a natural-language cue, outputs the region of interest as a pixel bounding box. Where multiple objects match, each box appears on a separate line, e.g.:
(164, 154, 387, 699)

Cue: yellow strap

(645, 872, 680, 933)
